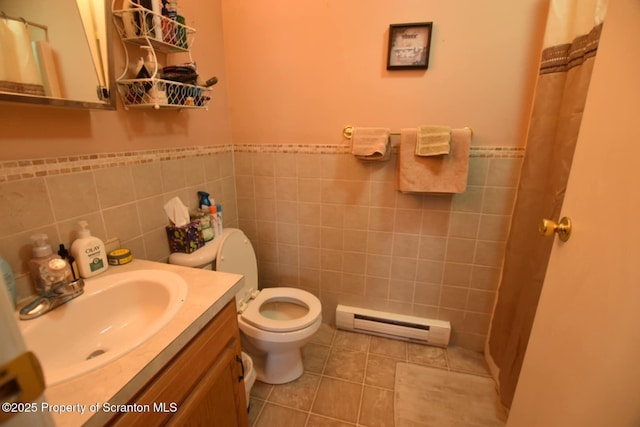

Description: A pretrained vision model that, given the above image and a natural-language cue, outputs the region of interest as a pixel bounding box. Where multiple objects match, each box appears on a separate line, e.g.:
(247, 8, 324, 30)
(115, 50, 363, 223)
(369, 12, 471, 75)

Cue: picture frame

(387, 22, 433, 70)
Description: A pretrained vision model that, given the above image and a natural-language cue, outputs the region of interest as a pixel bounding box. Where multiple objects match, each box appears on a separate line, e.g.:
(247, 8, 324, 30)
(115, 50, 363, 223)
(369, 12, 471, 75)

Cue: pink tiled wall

(0, 143, 523, 351)
(234, 144, 523, 350)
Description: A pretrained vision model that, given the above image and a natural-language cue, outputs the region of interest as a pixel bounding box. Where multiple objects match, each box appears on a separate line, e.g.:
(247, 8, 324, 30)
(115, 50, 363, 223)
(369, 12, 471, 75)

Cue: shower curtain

(0, 17, 44, 95)
(487, 0, 608, 409)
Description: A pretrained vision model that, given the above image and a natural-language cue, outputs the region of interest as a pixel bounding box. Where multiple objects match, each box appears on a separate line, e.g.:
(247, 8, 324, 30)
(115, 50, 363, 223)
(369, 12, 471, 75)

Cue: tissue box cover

(166, 221, 204, 253)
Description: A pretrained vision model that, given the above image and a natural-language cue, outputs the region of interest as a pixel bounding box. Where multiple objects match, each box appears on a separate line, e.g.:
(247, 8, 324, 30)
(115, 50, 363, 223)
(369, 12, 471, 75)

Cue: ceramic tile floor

(247, 324, 494, 427)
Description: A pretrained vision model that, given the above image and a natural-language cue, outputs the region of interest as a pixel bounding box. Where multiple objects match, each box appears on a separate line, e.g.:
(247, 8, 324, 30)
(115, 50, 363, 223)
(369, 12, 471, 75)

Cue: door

(506, 0, 640, 425)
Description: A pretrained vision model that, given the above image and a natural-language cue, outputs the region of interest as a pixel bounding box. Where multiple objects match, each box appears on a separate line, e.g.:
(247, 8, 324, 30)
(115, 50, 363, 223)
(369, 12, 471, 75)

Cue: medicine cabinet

(0, 0, 116, 110)
(111, 0, 212, 110)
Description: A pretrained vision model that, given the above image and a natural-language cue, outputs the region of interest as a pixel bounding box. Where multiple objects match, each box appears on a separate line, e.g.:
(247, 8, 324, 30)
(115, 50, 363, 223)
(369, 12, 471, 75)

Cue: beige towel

(416, 125, 451, 156)
(398, 127, 471, 193)
(351, 127, 391, 161)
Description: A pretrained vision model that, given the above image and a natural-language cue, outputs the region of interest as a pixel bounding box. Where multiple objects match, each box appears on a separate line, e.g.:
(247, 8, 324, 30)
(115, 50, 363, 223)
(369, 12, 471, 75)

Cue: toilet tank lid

(168, 243, 219, 267)
(168, 230, 236, 267)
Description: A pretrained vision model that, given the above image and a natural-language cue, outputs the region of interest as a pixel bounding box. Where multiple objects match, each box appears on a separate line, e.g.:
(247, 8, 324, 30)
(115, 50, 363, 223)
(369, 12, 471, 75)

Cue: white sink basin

(19, 269, 188, 386)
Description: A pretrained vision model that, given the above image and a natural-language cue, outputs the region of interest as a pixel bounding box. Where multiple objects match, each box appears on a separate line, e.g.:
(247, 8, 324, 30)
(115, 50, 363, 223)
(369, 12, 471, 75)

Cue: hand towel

(351, 127, 391, 161)
(416, 125, 451, 156)
(398, 127, 472, 194)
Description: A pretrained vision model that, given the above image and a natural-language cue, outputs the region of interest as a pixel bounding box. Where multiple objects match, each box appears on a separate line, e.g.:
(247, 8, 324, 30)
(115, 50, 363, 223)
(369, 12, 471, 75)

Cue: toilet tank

(168, 228, 258, 310)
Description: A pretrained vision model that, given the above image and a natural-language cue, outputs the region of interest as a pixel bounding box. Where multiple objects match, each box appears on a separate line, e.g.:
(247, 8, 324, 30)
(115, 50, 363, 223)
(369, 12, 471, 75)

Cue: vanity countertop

(40, 259, 243, 427)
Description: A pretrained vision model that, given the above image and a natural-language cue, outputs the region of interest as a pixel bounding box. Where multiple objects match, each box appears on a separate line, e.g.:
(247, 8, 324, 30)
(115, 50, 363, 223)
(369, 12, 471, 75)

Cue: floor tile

(407, 342, 448, 368)
(358, 386, 395, 427)
(312, 377, 362, 423)
(369, 335, 407, 359)
(333, 329, 370, 352)
(323, 347, 367, 382)
(246, 324, 499, 427)
(268, 372, 320, 411)
(447, 346, 490, 376)
(311, 323, 336, 346)
(251, 380, 273, 399)
(302, 342, 331, 374)
(306, 415, 356, 427)
(364, 354, 397, 390)
(255, 403, 308, 427)
(248, 397, 265, 427)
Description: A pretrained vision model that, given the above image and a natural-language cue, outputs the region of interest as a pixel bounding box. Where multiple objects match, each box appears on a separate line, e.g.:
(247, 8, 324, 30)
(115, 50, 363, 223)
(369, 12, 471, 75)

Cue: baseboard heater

(335, 304, 451, 347)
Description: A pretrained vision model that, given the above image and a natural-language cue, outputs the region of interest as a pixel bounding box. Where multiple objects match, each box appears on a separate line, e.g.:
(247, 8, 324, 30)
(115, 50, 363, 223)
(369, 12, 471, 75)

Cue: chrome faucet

(19, 278, 84, 320)
(20, 258, 85, 320)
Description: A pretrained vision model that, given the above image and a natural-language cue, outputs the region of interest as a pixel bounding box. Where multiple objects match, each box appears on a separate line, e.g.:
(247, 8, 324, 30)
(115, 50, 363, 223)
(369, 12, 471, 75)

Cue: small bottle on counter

(70, 220, 108, 279)
(58, 244, 79, 281)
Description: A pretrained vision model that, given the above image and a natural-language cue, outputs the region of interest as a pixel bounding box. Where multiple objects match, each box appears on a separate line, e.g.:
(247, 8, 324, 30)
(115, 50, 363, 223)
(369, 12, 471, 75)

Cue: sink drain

(86, 349, 108, 360)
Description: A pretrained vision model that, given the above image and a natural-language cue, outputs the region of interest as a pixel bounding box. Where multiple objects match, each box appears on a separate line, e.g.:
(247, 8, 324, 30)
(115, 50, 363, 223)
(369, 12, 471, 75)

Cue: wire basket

(117, 78, 211, 109)
(112, 1, 195, 52)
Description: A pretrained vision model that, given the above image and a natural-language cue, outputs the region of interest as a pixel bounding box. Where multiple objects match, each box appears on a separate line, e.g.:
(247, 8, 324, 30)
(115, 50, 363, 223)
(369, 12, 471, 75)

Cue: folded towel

(398, 127, 472, 194)
(351, 127, 391, 161)
(416, 125, 451, 156)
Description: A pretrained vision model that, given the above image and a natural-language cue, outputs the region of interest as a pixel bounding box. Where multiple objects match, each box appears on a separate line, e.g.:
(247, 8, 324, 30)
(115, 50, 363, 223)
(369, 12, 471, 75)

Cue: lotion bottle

(70, 220, 108, 279)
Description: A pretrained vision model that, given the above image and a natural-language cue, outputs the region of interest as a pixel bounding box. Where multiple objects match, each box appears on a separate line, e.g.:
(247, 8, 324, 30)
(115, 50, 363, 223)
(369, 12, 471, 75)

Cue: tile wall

(0, 146, 237, 302)
(234, 144, 524, 350)
(0, 142, 523, 351)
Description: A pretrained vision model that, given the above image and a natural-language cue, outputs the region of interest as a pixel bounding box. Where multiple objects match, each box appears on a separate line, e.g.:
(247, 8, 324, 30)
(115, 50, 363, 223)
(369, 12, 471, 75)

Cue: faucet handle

(40, 258, 72, 290)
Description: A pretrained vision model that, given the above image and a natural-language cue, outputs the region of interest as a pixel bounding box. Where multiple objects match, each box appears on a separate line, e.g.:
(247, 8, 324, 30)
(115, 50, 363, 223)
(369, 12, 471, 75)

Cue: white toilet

(169, 228, 322, 385)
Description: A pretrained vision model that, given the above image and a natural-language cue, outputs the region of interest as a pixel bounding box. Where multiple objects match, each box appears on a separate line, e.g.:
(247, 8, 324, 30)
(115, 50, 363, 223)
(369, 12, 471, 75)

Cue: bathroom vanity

(34, 259, 248, 427)
(106, 300, 247, 426)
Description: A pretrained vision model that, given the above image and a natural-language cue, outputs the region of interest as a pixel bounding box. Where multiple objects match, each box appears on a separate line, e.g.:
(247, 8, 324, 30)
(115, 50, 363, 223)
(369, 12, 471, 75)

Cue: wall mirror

(0, 0, 116, 109)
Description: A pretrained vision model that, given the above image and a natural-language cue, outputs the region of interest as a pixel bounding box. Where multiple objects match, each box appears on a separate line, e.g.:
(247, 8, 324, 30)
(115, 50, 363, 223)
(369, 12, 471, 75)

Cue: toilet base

(251, 348, 303, 384)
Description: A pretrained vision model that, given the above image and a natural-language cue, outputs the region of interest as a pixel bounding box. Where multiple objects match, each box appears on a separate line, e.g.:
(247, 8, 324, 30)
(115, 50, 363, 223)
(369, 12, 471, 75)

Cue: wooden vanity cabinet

(106, 299, 248, 426)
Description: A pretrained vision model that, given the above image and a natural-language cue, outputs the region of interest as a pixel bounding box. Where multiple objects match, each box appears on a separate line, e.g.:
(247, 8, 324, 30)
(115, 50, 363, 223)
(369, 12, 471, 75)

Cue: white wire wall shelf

(112, 0, 211, 110)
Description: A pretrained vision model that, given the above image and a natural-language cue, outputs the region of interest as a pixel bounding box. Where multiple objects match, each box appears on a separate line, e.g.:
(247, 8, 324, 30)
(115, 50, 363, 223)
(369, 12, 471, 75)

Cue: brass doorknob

(539, 217, 572, 242)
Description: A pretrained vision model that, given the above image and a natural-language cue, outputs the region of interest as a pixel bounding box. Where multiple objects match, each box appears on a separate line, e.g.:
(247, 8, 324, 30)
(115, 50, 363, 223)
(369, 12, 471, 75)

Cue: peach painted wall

(221, 0, 548, 147)
(0, 0, 231, 161)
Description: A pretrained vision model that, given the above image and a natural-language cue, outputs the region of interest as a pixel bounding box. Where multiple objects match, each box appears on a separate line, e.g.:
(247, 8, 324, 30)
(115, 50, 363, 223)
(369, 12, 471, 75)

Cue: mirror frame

(0, 1, 116, 110)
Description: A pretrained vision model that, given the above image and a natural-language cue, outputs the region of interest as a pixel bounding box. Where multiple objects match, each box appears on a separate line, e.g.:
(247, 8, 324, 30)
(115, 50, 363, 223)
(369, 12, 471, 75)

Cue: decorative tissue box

(165, 221, 204, 253)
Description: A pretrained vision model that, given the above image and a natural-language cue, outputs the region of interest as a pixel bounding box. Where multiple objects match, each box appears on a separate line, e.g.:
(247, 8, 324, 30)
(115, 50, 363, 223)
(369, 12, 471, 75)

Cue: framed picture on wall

(387, 22, 433, 70)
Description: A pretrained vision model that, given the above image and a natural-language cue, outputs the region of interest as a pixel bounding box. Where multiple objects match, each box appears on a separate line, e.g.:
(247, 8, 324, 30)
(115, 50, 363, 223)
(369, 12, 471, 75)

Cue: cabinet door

(107, 300, 248, 426)
(167, 345, 242, 426)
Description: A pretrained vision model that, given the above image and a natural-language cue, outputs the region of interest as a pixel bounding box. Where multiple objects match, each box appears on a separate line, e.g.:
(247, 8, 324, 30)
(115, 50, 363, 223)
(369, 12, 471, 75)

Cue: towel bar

(342, 125, 473, 139)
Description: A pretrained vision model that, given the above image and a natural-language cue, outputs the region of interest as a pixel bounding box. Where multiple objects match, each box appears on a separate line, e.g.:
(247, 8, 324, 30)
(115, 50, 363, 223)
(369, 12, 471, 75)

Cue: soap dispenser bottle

(28, 233, 60, 293)
(70, 221, 108, 279)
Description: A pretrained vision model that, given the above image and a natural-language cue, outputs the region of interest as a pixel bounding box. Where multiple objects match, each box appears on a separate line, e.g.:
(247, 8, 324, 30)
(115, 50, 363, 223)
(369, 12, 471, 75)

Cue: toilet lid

(240, 287, 321, 332)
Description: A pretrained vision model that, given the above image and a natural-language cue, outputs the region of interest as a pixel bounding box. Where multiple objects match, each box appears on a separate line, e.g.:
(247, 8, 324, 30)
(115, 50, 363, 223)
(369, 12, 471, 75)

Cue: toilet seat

(240, 287, 321, 333)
